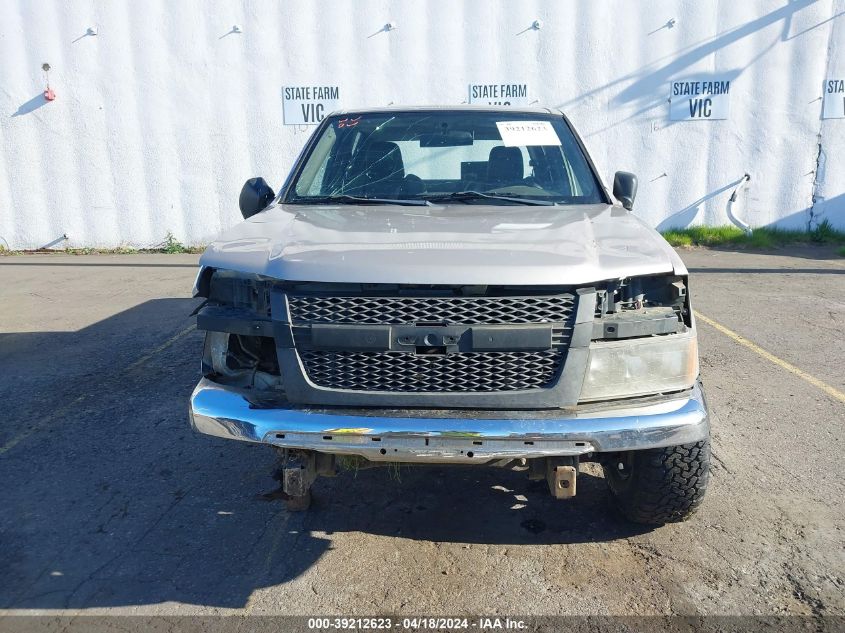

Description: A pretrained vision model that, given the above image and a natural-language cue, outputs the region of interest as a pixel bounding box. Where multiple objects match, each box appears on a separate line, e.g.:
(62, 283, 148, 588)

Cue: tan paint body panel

(199, 203, 687, 285)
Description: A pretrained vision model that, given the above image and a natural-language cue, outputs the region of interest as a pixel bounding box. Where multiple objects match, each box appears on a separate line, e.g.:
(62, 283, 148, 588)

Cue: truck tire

(603, 439, 710, 525)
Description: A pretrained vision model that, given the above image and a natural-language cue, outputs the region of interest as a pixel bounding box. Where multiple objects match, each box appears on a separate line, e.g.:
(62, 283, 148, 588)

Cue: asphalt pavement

(0, 247, 843, 618)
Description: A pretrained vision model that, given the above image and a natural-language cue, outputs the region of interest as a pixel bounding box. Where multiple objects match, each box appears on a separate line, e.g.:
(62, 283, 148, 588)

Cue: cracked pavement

(0, 248, 843, 616)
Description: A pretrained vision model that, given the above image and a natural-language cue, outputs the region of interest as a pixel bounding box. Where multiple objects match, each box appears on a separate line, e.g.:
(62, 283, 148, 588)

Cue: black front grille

(288, 294, 574, 325)
(289, 291, 576, 394)
(299, 350, 564, 392)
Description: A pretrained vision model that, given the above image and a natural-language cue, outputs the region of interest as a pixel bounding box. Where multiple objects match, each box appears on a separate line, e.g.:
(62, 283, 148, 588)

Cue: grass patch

(334, 456, 409, 482)
(61, 246, 139, 255)
(0, 245, 205, 256)
(160, 231, 191, 254)
(839, 246, 845, 257)
(0, 232, 205, 256)
(662, 220, 845, 250)
(812, 219, 844, 243)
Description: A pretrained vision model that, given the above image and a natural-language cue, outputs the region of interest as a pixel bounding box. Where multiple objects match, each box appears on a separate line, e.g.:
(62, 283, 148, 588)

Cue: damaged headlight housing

(197, 269, 281, 389)
(579, 331, 699, 401)
(579, 274, 698, 402)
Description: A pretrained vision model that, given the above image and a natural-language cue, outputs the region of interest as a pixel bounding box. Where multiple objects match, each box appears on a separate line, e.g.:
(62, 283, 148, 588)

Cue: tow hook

(264, 449, 321, 511)
(546, 457, 578, 499)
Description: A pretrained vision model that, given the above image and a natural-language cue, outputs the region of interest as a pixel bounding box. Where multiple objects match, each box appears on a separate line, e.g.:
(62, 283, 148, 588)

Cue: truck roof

(329, 104, 562, 116)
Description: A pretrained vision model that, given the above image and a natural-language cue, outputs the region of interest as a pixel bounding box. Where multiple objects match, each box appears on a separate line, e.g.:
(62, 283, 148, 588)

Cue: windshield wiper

(422, 191, 554, 206)
(289, 195, 433, 207)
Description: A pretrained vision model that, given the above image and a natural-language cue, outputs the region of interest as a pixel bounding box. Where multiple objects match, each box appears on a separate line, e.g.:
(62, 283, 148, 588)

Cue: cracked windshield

(288, 111, 606, 205)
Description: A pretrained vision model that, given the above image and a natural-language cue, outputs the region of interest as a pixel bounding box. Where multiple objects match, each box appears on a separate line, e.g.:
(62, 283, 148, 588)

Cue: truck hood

(200, 203, 687, 285)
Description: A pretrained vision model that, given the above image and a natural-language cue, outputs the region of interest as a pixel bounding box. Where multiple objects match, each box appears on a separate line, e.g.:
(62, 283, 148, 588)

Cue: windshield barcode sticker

(495, 121, 561, 147)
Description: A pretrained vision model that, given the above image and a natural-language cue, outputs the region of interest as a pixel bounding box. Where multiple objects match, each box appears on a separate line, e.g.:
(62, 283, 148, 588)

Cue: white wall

(0, 0, 843, 249)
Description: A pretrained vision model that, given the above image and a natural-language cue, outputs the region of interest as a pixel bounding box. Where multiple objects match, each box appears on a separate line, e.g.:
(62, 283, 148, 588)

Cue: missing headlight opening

(592, 275, 690, 341)
(202, 331, 281, 389)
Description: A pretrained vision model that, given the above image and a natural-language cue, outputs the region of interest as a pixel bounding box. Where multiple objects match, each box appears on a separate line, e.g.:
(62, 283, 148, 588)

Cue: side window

(295, 125, 337, 196)
(307, 162, 329, 196)
(313, 128, 362, 196)
(560, 130, 597, 197)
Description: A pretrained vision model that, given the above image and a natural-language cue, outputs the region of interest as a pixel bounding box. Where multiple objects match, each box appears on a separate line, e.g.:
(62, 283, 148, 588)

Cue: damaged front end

(195, 269, 281, 391)
(188, 266, 707, 509)
(193, 267, 699, 408)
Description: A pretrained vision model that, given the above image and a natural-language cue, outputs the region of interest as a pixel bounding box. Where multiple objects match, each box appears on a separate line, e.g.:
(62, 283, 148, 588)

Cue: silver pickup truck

(189, 106, 709, 524)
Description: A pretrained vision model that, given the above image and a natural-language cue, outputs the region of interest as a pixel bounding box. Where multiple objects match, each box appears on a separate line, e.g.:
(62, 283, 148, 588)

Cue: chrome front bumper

(188, 378, 709, 464)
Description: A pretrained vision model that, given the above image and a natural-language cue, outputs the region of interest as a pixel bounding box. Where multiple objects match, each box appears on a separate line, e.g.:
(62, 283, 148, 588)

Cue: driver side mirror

(239, 177, 276, 219)
(612, 171, 638, 211)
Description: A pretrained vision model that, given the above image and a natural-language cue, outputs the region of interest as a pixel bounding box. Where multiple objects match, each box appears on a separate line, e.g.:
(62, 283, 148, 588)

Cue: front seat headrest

(487, 146, 524, 184)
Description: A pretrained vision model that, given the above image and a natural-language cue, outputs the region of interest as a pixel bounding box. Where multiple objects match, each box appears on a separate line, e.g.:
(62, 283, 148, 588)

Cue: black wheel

(603, 439, 710, 525)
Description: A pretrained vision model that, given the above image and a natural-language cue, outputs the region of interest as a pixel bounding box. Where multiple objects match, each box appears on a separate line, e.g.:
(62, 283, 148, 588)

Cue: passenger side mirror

(239, 177, 276, 219)
(612, 171, 638, 211)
